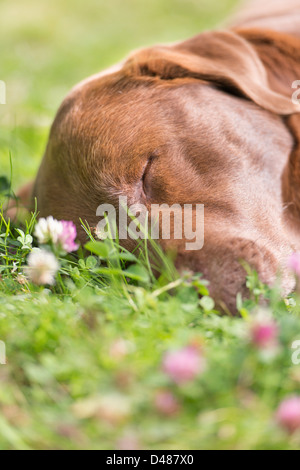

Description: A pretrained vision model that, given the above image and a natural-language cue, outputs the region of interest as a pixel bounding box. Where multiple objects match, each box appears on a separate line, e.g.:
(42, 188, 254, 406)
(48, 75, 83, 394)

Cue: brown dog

(20, 0, 300, 312)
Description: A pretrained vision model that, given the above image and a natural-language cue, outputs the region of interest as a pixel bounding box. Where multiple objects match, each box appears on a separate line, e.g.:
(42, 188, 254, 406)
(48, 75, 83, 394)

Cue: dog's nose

(175, 237, 289, 314)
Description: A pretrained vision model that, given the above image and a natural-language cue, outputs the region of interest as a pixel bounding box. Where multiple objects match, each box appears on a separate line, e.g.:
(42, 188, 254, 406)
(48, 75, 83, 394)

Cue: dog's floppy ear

(125, 30, 299, 115)
(235, 28, 300, 103)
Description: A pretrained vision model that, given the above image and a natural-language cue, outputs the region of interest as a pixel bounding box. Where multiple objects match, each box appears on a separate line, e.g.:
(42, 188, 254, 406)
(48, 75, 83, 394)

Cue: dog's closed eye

(142, 153, 157, 198)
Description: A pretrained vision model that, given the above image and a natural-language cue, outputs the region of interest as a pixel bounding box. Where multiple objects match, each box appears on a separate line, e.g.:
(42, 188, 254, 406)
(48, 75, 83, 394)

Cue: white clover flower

(34, 217, 79, 253)
(25, 248, 59, 286)
(34, 217, 63, 245)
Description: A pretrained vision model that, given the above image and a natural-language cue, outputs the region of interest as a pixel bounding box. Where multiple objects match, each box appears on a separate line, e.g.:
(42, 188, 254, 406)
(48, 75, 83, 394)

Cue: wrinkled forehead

(64, 75, 233, 164)
(74, 75, 262, 157)
(56, 71, 289, 180)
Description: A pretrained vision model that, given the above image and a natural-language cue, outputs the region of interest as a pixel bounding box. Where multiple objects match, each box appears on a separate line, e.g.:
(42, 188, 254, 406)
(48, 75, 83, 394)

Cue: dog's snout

(176, 237, 282, 314)
(212, 238, 280, 312)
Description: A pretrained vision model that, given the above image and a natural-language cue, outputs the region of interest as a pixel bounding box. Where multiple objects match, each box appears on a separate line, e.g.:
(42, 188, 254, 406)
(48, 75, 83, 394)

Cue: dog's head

(34, 28, 300, 312)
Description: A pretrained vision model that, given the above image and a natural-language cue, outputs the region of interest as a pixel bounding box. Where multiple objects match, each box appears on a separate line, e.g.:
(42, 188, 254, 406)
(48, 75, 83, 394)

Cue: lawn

(1, 0, 300, 451)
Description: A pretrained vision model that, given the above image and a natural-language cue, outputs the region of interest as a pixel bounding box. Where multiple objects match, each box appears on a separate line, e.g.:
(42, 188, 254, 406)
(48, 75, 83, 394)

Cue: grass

(0, 0, 300, 451)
